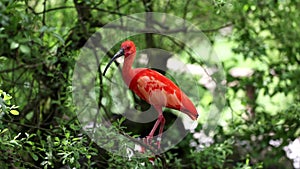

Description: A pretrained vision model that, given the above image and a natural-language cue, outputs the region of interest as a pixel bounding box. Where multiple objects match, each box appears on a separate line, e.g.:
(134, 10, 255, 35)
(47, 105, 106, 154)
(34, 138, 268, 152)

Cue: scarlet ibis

(103, 40, 198, 149)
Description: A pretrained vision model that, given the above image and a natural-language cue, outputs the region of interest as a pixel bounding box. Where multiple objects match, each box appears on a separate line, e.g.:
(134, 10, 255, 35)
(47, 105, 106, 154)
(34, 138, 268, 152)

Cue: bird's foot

(156, 137, 161, 149)
(141, 135, 162, 153)
(146, 135, 162, 149)
(146, 135, 153, 145)
(139, 136, 152, 153)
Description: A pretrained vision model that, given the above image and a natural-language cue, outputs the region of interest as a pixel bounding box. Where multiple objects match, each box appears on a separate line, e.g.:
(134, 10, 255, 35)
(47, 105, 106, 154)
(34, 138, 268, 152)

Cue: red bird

(103, 40, 198, 149)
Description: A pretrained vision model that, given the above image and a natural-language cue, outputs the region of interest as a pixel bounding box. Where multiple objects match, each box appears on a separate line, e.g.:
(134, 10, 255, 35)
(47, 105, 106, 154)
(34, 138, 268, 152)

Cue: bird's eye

(126, 46, 130, 50)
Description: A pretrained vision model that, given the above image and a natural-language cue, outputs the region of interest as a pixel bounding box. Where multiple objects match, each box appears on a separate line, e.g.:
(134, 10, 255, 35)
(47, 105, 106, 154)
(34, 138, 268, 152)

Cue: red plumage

(128, 68, 198, 120)
(104, 40, 199, 149)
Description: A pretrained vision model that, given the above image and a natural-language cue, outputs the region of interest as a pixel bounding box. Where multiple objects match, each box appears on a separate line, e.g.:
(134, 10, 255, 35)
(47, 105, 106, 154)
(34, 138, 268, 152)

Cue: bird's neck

(122, 53, 136, 86)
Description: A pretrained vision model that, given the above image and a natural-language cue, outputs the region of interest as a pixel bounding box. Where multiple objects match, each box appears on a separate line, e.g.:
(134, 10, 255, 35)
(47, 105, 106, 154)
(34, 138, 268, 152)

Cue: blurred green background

(0, 0, 299, 168)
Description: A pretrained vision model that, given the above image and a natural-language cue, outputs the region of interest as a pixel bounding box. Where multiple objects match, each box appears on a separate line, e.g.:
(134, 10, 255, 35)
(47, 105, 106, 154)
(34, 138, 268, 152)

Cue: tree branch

(0, 62, 44, 74)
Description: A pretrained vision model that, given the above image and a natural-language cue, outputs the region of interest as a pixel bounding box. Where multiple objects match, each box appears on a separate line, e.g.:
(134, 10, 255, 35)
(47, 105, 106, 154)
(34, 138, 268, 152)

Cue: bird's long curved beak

(103, 48, 124, 76)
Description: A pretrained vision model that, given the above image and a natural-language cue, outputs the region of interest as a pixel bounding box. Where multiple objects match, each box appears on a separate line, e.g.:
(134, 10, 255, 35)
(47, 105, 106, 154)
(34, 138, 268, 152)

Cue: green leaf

(9, 140, 19, 146)
(14, 133, 21, 140)
(10, 110, 19, 115)
(19, 45, 31, 54)
(0, 128, 8, 135)
(52, 32, 65, 45)
(65, 132, 70, 139)
(54, 137, 60, 142)
(30, 153, 39, 161)
(3, 93, 12, 101)
(10, 41, 19, 49)
(11, 105, 19, 109)
(26, 141, 35, 146)
(72, 137, 81, 141)
(86, 155, 91, 159)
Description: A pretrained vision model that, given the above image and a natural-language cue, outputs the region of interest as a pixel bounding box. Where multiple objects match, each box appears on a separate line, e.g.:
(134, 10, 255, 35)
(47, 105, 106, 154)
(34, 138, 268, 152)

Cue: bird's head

(103, 40, 136, 76)
(121, 40, 136, 57)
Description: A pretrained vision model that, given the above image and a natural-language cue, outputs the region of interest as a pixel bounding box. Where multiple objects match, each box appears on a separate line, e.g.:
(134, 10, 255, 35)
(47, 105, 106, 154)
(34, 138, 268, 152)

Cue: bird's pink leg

(147, 114, 163, 143)
(146, 106, 165, 149)
(157, 115, 165, 149)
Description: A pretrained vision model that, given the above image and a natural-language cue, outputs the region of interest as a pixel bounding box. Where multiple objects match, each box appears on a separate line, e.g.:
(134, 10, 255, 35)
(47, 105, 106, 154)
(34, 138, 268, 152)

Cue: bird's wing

(130, 69, 183, 108)
(129, 69, 198, 120)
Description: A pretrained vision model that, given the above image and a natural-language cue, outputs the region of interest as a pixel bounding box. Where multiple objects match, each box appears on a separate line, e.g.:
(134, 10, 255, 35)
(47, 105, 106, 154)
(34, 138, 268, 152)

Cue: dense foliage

(0, 0, 299, 168)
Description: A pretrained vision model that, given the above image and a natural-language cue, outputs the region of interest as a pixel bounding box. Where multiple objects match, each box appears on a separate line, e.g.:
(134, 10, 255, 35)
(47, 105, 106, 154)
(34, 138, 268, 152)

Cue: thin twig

(102, 23, 233, 34)
(0, 62, 44, 73)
